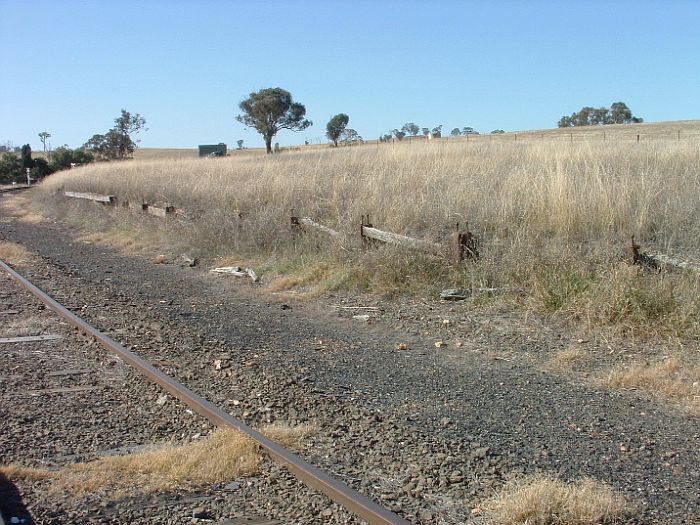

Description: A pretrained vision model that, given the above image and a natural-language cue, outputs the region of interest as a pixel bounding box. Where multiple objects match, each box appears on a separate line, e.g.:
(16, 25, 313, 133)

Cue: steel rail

(0, 258, 412, 525)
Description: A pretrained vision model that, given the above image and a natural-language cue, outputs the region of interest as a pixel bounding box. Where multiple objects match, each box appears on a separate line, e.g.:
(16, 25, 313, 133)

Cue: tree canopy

(401, 123, 420, 136)
(340, 128, 363, 145)
(236, 88, 311, 154)
(83, 109, 146, 160)
(326, 113, 349, 147)
(558, 102, 642, 128)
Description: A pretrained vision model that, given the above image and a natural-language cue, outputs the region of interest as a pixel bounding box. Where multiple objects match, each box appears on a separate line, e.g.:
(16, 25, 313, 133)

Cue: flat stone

(192, 507, 213, 519)
(440, 288, 468, 301)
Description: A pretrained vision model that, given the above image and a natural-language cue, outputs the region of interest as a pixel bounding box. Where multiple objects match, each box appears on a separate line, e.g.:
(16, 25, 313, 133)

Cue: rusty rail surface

(0, 258, 412, 525)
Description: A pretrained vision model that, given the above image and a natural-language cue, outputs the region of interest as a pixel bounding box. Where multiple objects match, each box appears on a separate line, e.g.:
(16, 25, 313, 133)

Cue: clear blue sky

(1, 0, 698, 150)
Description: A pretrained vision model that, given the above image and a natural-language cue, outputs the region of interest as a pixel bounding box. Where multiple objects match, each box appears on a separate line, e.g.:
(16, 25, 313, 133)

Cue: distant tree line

(376, 123, 448, 143)
(451, 127, 479, 136)
(558, 102, 642, 128)
(0, 144, 94, 184)
(0, 109, 146, 184)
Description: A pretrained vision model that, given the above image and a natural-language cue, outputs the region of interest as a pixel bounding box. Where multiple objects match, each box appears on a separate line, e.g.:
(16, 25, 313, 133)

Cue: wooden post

(637, 134, 640, 143)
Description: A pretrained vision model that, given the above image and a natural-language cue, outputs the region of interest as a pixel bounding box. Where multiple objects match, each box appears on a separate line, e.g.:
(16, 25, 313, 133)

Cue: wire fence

(374, 127, 700, 146)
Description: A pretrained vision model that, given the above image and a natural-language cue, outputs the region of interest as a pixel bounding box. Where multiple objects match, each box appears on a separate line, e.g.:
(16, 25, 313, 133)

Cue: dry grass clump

(76, 230, 146, 253)
(0, 241, 33, 265)
(604, 356, 700, 414)
(483, 475, 636, 525)
(51, 428, 259, 497)
(571, 267, 700, 337)
(2, 423, 315, 499)
(0, 314, 55, 337)
(0, 464, 51, 481)
(546, 347, 589, 373)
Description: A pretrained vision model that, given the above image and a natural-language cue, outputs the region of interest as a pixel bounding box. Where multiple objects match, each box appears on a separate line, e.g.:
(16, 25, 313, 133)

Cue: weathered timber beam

(64, 191, 115, 204)
(361, 225, 441, 253)
(298, 217, 340, 237)
(146, 205, 176, 218)
(652, 253, 700, 274)
(124, 200, 148, 211)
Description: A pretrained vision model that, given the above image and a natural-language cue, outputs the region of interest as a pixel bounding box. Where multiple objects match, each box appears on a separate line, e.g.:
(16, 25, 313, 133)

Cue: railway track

(3, 206, 700, 525)
(0, 258, 411, 525)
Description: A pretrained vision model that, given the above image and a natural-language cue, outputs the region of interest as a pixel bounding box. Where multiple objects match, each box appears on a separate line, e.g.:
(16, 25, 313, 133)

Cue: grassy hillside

(132, 120, 700, 160)
(37, 120, 700, 336)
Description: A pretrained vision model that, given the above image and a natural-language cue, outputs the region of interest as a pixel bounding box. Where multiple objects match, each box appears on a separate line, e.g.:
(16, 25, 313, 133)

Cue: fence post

(451, 223, 479, 262)
(360, 214, 373, 246)
(637, 134, 640, 144)
(290, 208, 301, 234)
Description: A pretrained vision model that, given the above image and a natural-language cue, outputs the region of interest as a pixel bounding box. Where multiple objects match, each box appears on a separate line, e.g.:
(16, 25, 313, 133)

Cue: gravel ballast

(1, 201, 698, 524)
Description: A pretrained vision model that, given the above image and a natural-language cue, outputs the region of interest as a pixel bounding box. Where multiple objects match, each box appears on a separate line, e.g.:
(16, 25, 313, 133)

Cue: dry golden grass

(51, 428, 259, 497)
(0, 314, 55, 337)
(152, 254, 168, 264)
(0, 193, 44, 223)
(133, 148, 198, 161)
(603, 356, 700, 414)
(2, 423, 315, 499)
(0, 464, 51, 481)
(483, 475, 636, 525)
(35, 121, 700, 334)
(480, 119, 700, 143)
(75, 230, 147, 253)
(546, 347, 588, 373)
(0, 241, 33, 265)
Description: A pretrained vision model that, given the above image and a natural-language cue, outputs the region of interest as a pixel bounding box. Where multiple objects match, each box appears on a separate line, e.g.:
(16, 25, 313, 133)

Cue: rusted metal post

(360, 215, 374, 246)
(451, 223, 479, 262)
(623, 236, 641, 265)
(291, 208, 301, 233)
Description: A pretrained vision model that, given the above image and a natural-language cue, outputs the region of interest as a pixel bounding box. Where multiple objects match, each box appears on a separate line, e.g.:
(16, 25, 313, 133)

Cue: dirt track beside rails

(1, 197, 698, 524)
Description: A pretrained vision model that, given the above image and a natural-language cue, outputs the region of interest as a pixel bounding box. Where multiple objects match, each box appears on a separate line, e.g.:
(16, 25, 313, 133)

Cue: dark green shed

(198, 143, 227, 157)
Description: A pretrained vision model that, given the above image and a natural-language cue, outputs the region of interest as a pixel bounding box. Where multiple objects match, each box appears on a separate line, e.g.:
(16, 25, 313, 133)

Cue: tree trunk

(265, 136, 273, 154)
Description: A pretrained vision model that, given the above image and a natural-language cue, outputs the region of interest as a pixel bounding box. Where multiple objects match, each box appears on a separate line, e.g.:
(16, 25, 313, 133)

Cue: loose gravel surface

(0, 261, 357, 525)
(1, 197, 699, 524)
